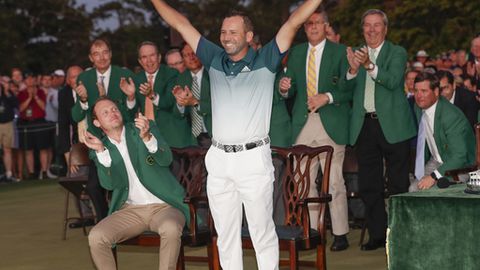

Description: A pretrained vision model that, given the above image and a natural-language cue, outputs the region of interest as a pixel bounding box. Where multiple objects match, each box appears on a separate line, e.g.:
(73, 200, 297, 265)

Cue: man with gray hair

(345, 9, 416, 251)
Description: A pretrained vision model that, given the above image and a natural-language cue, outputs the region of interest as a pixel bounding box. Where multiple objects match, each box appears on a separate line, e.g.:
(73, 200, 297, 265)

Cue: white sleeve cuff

(152, 94, 160, 106)
(96, 148, 112, 167)
(346, 71, 357, 80)
(279, 89, 289, 98)
(325, 92, 334, 104)
(177, 104, 185, 114)
(126, 98, 136, 109)
(80, 100, 89, 110)
(144, 134, 158, 153)
(433, 170, 442, 179)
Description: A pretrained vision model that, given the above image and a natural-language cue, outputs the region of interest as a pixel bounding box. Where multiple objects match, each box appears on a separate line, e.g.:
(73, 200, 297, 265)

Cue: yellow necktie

(307, 47, 317, 97)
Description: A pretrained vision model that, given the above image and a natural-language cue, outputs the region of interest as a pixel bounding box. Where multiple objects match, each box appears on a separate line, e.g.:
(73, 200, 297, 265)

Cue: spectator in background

(43, 73, 59, 178)
(165, 48, 186, 73)
(326, 22, 341, 43)
(412, 61, 424, 72)
(0, 77, 19, 182)
(52, 69, 66, 90)
(405, 70, 418, 98)
(17, 73, 50, 180)
(249, 34, 262, 50)
(11, 68, 26, 91)
(416, 50, 429, 65)
(456, 49, 468, 69)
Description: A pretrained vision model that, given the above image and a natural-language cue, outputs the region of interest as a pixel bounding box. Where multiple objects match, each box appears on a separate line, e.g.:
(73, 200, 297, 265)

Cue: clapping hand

(75, 81, 88, 102)
(139, 82, 153, 98)
(83, 130, 104, 152)
(346, 47, 361, 75)
(120, 77, 136, 101)
(134, 112, 151, 141)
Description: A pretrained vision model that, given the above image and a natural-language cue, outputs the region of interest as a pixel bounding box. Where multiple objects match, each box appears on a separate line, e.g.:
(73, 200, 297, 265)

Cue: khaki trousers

(295, 113, 349, 236)
(88, 203, 185, 270)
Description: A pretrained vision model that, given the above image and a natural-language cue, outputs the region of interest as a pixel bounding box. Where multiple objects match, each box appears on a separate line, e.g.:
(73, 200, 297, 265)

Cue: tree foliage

(1, 0, 479, 74)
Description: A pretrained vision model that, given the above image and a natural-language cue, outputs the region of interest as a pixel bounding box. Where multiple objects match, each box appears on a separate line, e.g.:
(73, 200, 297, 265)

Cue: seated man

(85, 97, 189, 270)
(410, 72, 475, 191)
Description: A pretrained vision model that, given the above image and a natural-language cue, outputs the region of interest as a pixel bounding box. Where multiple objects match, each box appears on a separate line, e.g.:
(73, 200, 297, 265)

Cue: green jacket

(134, 66, 192, 148)
(174, 68, 213, 143)
(71, 65, 135, 137)
(90, 121, 190, 224)
(348, 40, 416, 145)
(269, 71, 292, 147)
(414, 97, 475, 175)
(283, 40, 352, 145)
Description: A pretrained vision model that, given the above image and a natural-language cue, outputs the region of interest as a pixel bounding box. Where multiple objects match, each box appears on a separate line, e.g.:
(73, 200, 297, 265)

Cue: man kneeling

(85, 97, 189, 270)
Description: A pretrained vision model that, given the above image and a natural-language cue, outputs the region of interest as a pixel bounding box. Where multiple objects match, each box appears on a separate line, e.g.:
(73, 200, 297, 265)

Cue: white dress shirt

(423, 101, 444, 177)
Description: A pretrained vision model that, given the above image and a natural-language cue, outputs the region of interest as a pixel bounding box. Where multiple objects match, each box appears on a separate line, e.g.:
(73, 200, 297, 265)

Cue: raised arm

(276, 0, 322, 53)
(150, 0, 202, 51)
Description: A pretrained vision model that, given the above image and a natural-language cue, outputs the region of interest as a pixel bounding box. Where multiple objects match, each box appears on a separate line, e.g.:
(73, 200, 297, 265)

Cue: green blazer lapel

(433, 98, 445, 153)
(85, 70, 100, 102)
(125, 125, 140, 170)
(375, 41, 390, 67)
(296, 43, 308, 95)
(108, 66, 121, 99)
(318, 41, 333, 93)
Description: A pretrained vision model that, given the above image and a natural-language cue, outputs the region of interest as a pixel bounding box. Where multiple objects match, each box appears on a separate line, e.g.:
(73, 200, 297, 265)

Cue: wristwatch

(366, 62, 375, 71)
(149, 93, 157, 100)
(430, 172, 439, 181)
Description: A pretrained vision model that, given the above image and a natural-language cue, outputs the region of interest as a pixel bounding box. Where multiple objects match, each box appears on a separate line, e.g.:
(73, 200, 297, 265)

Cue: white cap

(53, 69, 65, 77)
(416, 50, 428, 57)
(412, 62, 424, 69)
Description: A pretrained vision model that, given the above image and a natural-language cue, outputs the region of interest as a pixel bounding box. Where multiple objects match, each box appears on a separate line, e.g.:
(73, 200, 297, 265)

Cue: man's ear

(93, 119, 101, 128)
(246, 31, 254, 44)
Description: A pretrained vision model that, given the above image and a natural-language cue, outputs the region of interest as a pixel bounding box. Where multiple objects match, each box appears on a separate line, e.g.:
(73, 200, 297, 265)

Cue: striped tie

(191, 75, 203, 137)
(98, 75, 106, 96)
(307, 47, 317, 97)
(144, 75, 155, 120)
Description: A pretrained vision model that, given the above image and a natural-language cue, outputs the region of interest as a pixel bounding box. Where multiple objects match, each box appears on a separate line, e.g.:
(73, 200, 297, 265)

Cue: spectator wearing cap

(0, 77, 19, 182)
(52, 69, 66, 90)
(412, 61, 424, 72)
(416, 50, 429, 65)
(17, 73, 50, 180)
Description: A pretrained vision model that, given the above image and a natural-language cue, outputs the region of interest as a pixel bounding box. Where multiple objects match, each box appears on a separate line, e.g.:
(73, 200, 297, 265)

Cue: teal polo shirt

(196, 37, 285, 144)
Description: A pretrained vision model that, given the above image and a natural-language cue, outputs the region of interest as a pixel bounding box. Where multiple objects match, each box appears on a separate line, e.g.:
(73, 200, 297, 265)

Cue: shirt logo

(241, 66, 251, 73)
(146, 155, 155, 165)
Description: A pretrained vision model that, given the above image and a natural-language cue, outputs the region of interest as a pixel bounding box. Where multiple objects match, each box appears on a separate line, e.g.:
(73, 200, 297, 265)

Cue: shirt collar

(368, 41, 385, 55)
(97, 65, 112, 78)
(227, 47, 255, 65)
(107, 126, 126, 146)
(145, 69, 159, 80)
(308, 39, 326, 52)
(191, 67, 204, 80)
(423, 99, 438, 121)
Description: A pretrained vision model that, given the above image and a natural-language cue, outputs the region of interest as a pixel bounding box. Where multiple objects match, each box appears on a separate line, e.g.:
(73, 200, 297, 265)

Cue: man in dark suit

(345, 9, 416, 250)
(172, 43, 212, 147)
(84, 97, 189, 270)
(437, 70, 479, 130)
(410, 72, 475, 191)
(71, 38, 136, 221)
(134, 41, 191, 148)
(279, 9, 351, 251)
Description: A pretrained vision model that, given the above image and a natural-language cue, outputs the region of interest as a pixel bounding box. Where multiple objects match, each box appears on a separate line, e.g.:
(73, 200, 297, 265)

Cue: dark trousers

(196, 132, 212, 148)
(356, 117, 411, 241)
(86, 162, 108, 221)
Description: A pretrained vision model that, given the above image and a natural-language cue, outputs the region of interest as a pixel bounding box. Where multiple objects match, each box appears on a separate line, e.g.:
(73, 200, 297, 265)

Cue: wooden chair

(58, 143, 94, 240)
(116, 146, 219, 270)
(239, 145, 333, 270)
(445, 123, 480, 180)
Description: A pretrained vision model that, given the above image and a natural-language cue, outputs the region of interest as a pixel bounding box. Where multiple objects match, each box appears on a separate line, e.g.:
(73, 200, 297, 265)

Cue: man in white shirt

(85, 97, 189, 270)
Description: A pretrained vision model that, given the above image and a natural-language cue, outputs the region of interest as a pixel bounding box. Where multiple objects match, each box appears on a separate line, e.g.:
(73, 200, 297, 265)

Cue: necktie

(307, 47, 317, 97)
(144, 74, 155, 120)
(415, 113, 426, 180)
(98, 75, 106, 96)
(191, 75, 203, 137)
(364, 48, 376, 112)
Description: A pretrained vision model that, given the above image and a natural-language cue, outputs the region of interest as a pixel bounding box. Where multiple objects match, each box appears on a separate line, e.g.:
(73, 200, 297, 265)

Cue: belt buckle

(245, 142, 257, 150)
(371, 112, 378, 119)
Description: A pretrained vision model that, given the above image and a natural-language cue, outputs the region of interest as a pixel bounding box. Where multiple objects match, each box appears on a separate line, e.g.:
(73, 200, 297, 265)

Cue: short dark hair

(90, 38, 111, 53)
(361, 9, 388, 27)
(224, 10, 254, 33)
(436, 70, 454, 85)
(414, 72, 439, 91)
(137, 41, 159, 58)
(91, 96, 117, 121)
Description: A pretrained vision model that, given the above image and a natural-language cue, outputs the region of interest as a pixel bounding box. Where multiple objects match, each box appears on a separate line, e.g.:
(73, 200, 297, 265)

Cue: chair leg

(176, 245, 185, 270)
(74, 196, 88, 236)
(316, 244, 326, 270)
(211, 236, 221, 270)
(62, 191, 70, 240)
(206, 242, 215, 270)
(289, 241, 298, 270)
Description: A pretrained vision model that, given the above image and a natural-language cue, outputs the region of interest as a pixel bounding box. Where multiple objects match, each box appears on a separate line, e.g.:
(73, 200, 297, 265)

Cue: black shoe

(330, 234, 349, 251)
(69, 219, 95, 229)
(361, 238, 385, 251)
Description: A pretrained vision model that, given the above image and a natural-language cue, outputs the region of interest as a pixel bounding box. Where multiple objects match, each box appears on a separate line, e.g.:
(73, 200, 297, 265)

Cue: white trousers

(205, 144, 279, 270)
